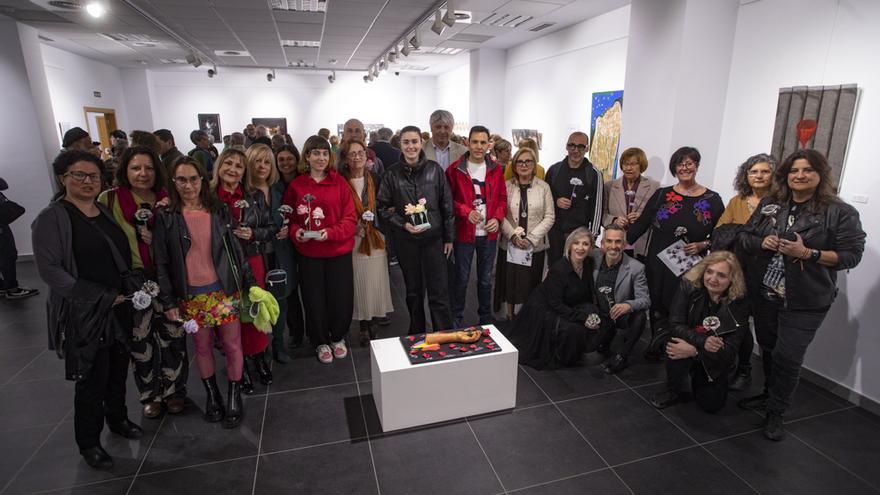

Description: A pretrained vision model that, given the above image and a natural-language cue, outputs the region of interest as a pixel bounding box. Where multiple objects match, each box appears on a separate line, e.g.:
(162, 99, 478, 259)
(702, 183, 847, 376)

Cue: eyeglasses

(347, 150, 366, 158)
(63, 171, 100, 183)
(515, 159, 535, 166)
(173, 176, 201, 186)
(748, 169, 772, 176)
(621, 160, 641, 168)
(676, 160, 698, 170)
(566, 143, 587, 151)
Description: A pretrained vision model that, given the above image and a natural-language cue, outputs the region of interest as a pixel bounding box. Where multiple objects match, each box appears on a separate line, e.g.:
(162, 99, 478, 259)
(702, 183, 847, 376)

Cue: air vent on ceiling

(396, 64, 428, 71)
(421, 47, 464, 55)
(214, 50, 251, 57)
(47, 0, 81, 10)
(479, 12, 533, 28)
(449, 33, 494, 43)
(100, 33, 160, 43)
(288, 60, 316, 68)
(529, 22, 556, 32)
(270, 0, 326, 13)
(38, 34, 55, 42)
(281, 40, 320, 48)
(159, 58, 187, 64)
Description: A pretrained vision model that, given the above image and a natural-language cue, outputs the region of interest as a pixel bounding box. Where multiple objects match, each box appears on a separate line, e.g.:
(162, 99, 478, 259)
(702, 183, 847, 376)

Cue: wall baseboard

(801, 367, 880, 417)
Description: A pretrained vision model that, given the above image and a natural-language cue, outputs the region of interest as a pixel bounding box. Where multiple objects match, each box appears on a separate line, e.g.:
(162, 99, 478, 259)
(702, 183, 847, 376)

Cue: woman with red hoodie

(283, 135, 357, 364)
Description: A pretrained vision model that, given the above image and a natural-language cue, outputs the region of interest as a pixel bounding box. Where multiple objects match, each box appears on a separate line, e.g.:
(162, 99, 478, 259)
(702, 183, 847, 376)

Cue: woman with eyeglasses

(153, 157, 255, 429)
(712, 153, 777, 392)
(601, 147, 659, 261)
(626, 146, 725, 360)
(212, 147, 278, 393)
(282, 135, 357, 364)
(494, 147, 555, 321)
(97, 145, 189, 420)
(339, 138, 393, 346)
(33, 151, 144, 469)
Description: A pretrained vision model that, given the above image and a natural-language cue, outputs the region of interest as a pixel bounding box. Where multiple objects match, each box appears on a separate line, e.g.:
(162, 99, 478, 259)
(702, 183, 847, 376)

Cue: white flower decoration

(183, 319, 199, 334)
(362, 210, 375, 222)
(702, 316, 721, 333)
(142, 280, 160, 298)
(761, 204, 780, 216)
(134, 208, 152, 223)
(278, 205, 294, 215)
(569, 178, 584, 186)
(131, 290, 152, 310)
(585, 313, 601, 330)
(234, 199, 249, 209)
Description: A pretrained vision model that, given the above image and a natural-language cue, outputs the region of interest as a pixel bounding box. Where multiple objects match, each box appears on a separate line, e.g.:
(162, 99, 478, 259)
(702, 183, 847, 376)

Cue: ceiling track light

(207, 65, 217, 78)
(267, 69, 276, 82)
(431, 10, 444, 35)
(442, 1, 456, 28)
(328, 70, 336, 83)
(409, 30, 421, 49)
(400, 39, 411, 57)
(186, 52, 202, 68)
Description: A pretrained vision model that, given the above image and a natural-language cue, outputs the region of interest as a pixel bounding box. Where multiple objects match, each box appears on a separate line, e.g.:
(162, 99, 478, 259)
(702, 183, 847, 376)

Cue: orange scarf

(346, 173, 385, 255)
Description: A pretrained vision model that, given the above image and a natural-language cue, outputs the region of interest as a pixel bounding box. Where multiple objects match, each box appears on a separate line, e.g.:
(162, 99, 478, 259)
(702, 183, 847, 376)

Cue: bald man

(341, 118, 384, 175)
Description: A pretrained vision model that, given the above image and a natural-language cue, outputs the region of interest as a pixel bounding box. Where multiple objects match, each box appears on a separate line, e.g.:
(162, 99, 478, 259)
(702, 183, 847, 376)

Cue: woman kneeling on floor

(650, 250, 749, 413)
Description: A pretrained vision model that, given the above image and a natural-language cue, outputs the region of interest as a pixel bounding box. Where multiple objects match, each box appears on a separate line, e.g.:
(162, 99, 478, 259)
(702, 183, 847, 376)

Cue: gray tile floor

(1, 261, 879, 494)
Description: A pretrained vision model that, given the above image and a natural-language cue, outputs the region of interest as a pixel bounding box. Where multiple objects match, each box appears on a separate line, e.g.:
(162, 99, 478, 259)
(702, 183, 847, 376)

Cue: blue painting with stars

(590, 90, 624, 182)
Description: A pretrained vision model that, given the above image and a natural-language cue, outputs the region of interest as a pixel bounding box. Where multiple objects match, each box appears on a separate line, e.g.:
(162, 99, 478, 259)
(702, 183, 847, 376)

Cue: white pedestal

(370, 325, 518, 432)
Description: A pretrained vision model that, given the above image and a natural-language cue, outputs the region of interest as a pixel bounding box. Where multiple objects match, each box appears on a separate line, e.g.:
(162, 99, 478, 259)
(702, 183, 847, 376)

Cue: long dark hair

(165, 156, 222, 213)
(115, 145, 166, 194)
(772, 149, 838, 213)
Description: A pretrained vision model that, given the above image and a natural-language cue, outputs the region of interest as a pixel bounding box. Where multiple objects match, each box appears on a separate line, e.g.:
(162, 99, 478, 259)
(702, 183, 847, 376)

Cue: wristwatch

(810, 249, 821, 262)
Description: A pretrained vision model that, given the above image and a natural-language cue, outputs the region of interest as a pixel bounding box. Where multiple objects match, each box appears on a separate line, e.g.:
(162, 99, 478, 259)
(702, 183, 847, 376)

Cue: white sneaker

(331, 340, 348, 359)
(317, 344, 333, 364)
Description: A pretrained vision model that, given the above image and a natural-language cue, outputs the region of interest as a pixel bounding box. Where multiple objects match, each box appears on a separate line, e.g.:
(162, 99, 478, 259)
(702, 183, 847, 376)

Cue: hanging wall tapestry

(590, 90, 624, 183)
(770, 84, 858, 187)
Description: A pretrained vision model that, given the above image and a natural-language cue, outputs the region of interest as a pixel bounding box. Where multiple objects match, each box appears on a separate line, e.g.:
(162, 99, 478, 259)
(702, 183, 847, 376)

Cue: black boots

(359, 320, 377, 347)
(252, 354, 273, 385)
(764, 411, 785, 441)
(202, 375, 225, 423)
(224, 380, 244, 429)
(80, 446, 113, 469)
(241, 359, 255, 395)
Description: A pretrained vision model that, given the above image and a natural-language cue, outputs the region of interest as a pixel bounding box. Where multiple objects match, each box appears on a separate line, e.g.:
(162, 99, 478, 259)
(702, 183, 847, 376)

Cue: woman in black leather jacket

(213, 147, 278, 393)
(736, 149, 865, 441)
(377, 125, 455, 334)
(153, 157, 255, 429)
(651, 250, 749, 414)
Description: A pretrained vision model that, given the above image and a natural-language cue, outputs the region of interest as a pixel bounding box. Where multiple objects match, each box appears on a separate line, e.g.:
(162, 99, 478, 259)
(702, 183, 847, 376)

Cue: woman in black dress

(506, 227, 608, 370)
(626, 147, 725, 358)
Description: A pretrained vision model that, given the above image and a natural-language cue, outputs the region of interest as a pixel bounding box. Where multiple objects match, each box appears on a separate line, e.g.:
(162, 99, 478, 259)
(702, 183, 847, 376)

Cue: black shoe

(107, 419, 143, 439)
(737, 393, 768, 412)
(224, 380, 244, 429)
(4, 286, 39, 299)
(375, 316, 391, 326)
(602, 354, 628, 374)
(764, 411, 786, 441)
(241, 360, 256, 395)
(80, 446, 113, 469)
(595, 343, 612, 357)
(359, 321, 371, 347)
(252, 355, 273, 385)
(728, 370, 752, 391)
(650, 389, 681, 409)
(644, 332, 669, 361)
(201, 375, 225, 423)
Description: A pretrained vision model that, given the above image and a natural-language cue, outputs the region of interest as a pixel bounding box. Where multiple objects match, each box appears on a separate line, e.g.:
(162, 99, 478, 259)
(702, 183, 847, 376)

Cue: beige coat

(500, 178, 555, 252)
(602, 175, 660, 257)
(423, 139, 467, 170)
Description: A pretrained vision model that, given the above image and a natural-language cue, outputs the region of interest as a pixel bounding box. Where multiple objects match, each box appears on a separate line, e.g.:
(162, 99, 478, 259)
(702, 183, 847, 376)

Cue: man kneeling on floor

(591, 225, 649, 374)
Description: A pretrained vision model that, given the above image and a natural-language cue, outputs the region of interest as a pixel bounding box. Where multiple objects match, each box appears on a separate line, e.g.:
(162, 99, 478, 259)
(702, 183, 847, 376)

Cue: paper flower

(472, 198, 483, 207)
(513, 226, 525, 237)
(569, 178, 583, 186)
(142, 280, 160, 298)
(404, 203, 426, 215)
(303, 193, 315, 202)
(234, 199, 249, 209)
(278, 205, 294, 215)
(362, 210, 375, 222)
(674, 226, 689, 238)
(624, 189, 636, 197)
(312, 207, 325, 219)
(761, 204, 780, 216)
(183, 319, 199, 334)
(131, 290, 152, 310)
(134, 208, 153, 224)
(297, 204, 310, 215)
(418, 197, 427, 205)
(702, 316, 721, 333)
(585, 313, 601, 330)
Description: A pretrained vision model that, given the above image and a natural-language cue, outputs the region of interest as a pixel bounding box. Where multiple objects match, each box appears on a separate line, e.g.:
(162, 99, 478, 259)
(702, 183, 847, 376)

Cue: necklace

(677, 183, 701, 196)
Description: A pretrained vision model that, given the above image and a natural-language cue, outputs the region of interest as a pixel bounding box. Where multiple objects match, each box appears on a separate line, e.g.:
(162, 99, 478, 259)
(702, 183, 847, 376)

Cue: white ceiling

(0, 0, 629, 74)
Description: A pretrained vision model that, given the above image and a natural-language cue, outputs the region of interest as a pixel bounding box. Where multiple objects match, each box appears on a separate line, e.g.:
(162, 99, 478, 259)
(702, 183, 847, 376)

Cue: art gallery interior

(1, 0, 879, 493)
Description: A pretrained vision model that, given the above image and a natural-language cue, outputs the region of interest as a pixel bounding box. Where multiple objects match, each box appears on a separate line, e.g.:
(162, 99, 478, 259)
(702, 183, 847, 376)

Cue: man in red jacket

(446, 126, 508, 327)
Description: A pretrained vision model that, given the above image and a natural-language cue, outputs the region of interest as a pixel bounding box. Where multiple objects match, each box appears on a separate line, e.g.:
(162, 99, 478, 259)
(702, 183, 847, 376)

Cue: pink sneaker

(331, 340, 348, 359)
(317, 344, 333, 364)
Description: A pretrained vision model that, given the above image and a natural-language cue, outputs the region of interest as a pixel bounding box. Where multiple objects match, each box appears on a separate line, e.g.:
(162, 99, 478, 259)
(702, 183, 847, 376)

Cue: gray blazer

(423, 139, 467, 171)
(602, 175, 659, 257)
(590, 250, 650, 313)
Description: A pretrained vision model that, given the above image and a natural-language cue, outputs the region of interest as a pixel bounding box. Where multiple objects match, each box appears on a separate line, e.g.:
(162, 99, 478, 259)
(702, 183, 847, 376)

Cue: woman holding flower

(494, 147, 555, 321)
(626, 147, 725, 359)
(339, 138, 393, 346)
(97, 145, 188, 419)
(601, 147, 659, 260)
(283, 135, 357, 364)
(153, 157, 255, 429)
(213, 147, 276, 391)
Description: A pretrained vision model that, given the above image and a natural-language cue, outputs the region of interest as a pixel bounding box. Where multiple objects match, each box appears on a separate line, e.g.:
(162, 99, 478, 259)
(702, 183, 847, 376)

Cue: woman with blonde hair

(650, 250, 749, 413)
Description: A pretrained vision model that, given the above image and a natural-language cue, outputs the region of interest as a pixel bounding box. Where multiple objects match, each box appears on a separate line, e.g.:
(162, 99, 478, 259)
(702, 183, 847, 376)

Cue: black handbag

(90, 219, 146, 296)
(0, 195, 25, 225)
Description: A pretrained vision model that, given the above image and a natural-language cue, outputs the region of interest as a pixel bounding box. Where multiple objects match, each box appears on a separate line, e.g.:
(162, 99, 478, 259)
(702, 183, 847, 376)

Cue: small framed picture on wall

(198, 113, 222, 143)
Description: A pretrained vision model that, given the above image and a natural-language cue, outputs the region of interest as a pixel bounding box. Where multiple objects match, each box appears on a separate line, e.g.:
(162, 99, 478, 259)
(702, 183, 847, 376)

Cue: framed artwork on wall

(590, 90, 624, 183)
(511, 129, 542, 150)
(252, 118, 288, 136)
(197, 113, 222, 143)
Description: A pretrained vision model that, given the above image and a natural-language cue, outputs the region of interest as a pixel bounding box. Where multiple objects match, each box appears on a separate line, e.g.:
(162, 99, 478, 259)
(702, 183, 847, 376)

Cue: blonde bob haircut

(683, 250, 746, 304)
(562, 227, 595, 261)
(298, 134, 336, 175)
(211, 147, 247, 189)
(244, 143, 279, 192)
(510, 147, 538, 181)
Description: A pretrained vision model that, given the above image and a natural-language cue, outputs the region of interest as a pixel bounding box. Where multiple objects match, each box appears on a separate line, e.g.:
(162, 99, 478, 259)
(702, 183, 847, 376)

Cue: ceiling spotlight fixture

(409, 30, 421, 49)
(442, 1, 456, 27)
(363, 74, 369, 83)
(431, 10, 444, 35)
(367, 70, 374, 82)
(388, 47, 398, 63)
(267, 69, 276, 82)
(372, 65, 379, 78)
(400, 40, 411, 57)
(207, 65, 217, 78)
(186, 52, 202, 68)
(85, 2, 105, 18)
(328, 71, 336, 83)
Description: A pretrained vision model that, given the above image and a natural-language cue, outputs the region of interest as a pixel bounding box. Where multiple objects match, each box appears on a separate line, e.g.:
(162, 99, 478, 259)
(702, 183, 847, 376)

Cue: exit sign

(93, 91, 102, 97)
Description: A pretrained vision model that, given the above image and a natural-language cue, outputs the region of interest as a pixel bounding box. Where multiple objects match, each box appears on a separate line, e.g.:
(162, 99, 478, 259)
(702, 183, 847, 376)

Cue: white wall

(715, 0, 880, 402)
(41, 43, 129, 143)
(147, 68, 436, 150)
(504, 6, 630, 165)
(435, 60, 470, 133)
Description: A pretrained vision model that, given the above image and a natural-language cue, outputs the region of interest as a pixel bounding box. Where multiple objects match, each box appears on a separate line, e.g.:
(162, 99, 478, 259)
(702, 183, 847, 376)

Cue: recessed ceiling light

(85, 2, 105, 18)
(280, 40, 320, 48)
(328, 59, 338, 65)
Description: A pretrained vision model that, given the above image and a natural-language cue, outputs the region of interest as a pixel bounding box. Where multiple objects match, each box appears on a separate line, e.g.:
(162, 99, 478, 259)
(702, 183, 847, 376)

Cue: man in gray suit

(423, 109, 467, 171)
(592, 225, 650, 374)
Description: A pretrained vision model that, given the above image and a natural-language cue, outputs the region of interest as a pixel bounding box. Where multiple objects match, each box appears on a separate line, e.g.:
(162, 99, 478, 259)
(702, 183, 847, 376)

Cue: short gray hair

(230, 132, 245, 146)
(430, 109, 454, 127)
(377, 127, 393, 140)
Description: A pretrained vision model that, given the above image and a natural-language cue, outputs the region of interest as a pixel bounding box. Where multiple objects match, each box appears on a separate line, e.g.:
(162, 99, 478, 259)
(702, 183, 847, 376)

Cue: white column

(469, 48, 506, 136)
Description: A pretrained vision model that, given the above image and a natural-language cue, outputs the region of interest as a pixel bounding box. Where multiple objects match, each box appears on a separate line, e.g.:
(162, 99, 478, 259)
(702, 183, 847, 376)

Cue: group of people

(27, 107, 865, 471)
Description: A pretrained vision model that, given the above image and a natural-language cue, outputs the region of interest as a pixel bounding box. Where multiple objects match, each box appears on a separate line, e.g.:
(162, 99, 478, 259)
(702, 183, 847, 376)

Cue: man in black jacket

(377, 125, 454, 334)
(369, 127, 401, 171)
(154, 129, 185, 176)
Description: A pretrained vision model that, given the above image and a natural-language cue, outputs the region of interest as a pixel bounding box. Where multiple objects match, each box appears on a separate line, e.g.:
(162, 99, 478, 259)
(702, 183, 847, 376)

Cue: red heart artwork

(796, 119, 817, 148)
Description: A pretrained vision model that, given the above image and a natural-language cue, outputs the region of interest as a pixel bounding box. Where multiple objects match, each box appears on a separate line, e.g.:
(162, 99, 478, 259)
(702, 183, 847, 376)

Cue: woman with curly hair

(650, 250, 749, 413)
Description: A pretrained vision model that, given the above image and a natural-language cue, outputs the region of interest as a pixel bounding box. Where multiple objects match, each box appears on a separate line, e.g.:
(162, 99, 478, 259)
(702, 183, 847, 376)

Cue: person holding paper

(626, 147, 725, 360)
(494, 147, 555, 321)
